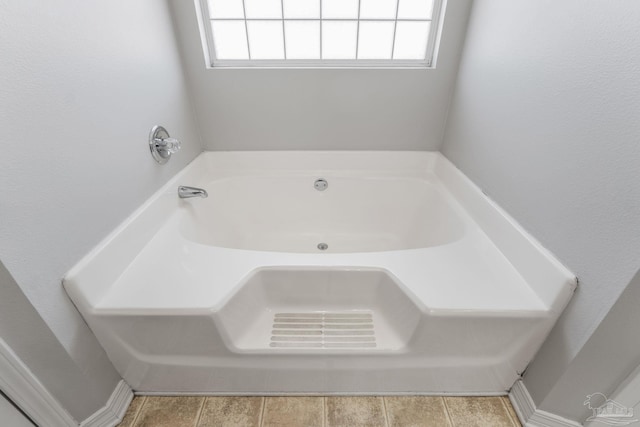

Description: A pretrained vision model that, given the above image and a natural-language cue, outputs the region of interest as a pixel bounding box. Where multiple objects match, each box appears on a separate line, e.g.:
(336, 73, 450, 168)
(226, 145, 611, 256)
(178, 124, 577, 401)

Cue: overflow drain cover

(317, 243, 328, 251)
(314, 179, 328, 191)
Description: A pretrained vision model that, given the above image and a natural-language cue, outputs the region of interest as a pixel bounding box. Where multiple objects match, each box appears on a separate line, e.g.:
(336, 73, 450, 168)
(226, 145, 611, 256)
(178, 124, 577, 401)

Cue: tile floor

(118, 395, 521, 427)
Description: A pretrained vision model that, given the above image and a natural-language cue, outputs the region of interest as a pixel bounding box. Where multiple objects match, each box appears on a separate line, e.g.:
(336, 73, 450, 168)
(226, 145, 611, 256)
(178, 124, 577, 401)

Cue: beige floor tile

(501, 396, 522, 427)
(262, 397, 323, 427)
(385, 396, 451, 427)
(197, 396, 263, 427)
(326, 396, 387, 427)
(117, 396, 145, 427)
(444, 397, 516, 427)
(133, 396, 204, 427)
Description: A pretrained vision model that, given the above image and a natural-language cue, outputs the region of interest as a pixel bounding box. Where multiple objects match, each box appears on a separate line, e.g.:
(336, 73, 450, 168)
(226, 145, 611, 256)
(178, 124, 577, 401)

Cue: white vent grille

(270, 312, 377, 349)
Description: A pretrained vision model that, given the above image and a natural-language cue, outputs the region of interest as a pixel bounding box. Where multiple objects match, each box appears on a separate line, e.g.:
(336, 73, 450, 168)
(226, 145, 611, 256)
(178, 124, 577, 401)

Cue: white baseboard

(509, 380, 582, 427)
(80, 380, 133, 427)
(0, 338, 77, 427)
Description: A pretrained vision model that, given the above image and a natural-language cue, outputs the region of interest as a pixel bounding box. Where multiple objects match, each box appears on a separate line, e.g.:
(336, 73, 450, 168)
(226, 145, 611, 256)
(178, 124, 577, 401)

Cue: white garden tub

(64, 152, 576, 394)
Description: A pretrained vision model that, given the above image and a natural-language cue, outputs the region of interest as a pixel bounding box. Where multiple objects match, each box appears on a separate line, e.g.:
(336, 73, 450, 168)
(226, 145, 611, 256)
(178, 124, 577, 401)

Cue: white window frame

(196, 0, 446, 69)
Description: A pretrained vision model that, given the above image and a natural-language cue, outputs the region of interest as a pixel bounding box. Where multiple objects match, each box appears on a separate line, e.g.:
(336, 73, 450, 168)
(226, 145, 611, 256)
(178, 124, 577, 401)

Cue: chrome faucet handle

(155, 137, 181, 154)
(149, 125, 181, 164)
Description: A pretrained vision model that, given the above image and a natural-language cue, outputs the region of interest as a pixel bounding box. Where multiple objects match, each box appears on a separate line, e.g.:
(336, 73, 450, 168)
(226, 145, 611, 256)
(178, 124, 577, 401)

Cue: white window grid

(198, 0, 444, 68)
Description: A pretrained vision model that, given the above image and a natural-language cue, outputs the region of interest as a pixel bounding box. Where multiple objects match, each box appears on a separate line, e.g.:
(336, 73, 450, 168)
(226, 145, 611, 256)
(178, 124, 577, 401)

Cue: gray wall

(0, 390, 34, 427)
(441, 0, 640, 422)
(539, 267, 640, 422)
(0, 261, 96, 423)
(0, 0, 201, 421)
(168, 0, 473, 151)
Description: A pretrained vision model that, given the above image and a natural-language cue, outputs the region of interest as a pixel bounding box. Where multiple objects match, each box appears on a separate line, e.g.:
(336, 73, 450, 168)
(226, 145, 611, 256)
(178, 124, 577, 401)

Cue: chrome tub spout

(178, 186, 208, 199)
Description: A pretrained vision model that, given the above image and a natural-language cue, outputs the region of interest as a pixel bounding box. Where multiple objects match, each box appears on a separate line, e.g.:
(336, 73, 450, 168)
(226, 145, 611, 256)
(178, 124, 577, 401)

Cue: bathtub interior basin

(216, 267, 422, 352)
(179, 176, 466, 253)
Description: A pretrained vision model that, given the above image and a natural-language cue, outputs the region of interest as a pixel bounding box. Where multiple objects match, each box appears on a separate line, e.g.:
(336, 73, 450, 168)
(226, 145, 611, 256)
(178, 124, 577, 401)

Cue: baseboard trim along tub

(80, 380, 133, 427)
(509, 380, 582, 427)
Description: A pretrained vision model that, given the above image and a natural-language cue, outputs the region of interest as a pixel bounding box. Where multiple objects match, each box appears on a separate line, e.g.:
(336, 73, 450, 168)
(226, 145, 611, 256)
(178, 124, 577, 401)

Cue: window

(197, 0, 445, 68)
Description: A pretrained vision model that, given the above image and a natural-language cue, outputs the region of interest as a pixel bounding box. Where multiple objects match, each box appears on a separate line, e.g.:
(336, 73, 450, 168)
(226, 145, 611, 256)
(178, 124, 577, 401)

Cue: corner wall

(168, 0, 472, 151)
(0, 0, 202, 421)
(0, 261, 86, 424)
(542, 267, 640, 422)
(441, 0, 640, 422)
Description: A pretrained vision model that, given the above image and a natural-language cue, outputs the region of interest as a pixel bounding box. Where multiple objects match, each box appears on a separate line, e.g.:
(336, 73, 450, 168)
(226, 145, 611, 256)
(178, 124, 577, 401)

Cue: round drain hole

(317, 243, 328, 251)
(314, 179, 328, 191)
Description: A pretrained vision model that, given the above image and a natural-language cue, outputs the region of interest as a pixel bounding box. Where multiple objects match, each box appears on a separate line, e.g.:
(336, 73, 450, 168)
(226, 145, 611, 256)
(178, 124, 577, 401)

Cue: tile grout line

(442, 396, 455, 427)
(258, 396, 266, 427)
(129, 396, 146, 427)
(322, 396, 326, 427)
(500, 396, 520, 427)
(382, 396, 391, 427)
(193, 397, 206, 427)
